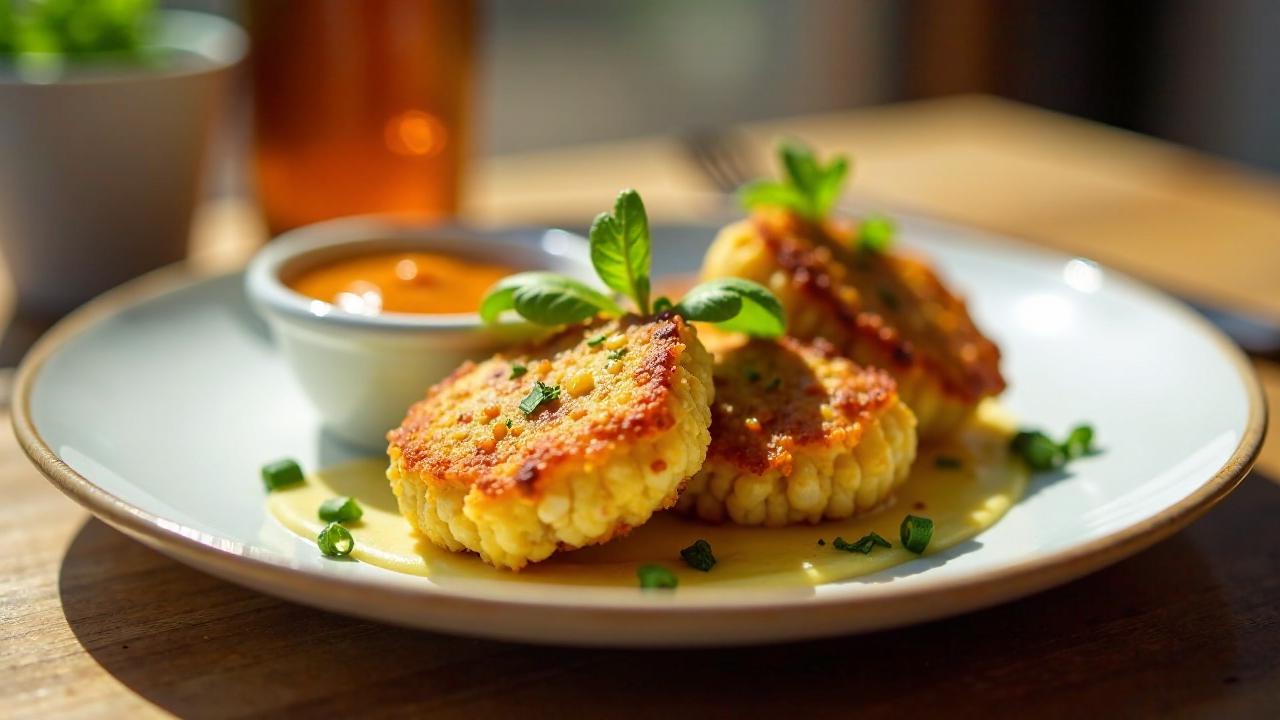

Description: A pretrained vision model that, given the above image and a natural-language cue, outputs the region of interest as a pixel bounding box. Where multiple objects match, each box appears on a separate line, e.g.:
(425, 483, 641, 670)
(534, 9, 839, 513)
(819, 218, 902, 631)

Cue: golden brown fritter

(386, 313, 714, 570)
(677, 333, 917, 526)
(701, 209, 1004, 438)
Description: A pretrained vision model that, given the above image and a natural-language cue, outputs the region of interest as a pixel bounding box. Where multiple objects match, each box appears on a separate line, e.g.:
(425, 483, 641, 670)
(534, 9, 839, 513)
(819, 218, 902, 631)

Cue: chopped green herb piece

(519, 381, 561, 416)
(746, 369, 761, 383)
(934, 456, 963, 470)
(637, 564, 678, 589)
(587, 334, 608, 347)
(317, 522, 354, 557)
(900, 515, 934, 553)
(817, 538, 826, 546)
(1063, 424, 1095, 459)
(607, 347, 628, 361)
(509, 364, 528, 379)
(1011, 430, 1066, 471)
(766, 377, 782, 391)
(653, 296, 674, 313)
(504, 418, 514, 429)
(858, 214, 896, 253)
(261, 459, 304, 492)
(739, 140, 848, 221)
(877, 287, 900, 310)
(318, 496, 363, 524)
(834, 532, 892, 554)
(680, 539, 717, 572)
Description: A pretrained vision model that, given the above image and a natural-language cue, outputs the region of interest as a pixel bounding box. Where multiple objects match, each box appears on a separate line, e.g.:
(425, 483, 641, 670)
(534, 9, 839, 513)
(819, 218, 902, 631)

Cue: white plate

(14, 213, 1265, 647)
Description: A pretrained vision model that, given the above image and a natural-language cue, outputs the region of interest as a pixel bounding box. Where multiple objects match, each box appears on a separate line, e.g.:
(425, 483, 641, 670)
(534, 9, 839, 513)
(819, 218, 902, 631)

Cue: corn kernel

(536, 359, 552, 375)
(511, 425, 524, 437)
(492, 423, 508, 440)
(570, 407, 587, 419)
(483, 404, 501, 420)
(567, 370, 595, 396)
(477, 437, 497, 452)
(820, 404, 834, 420)
(452, 428, 468, 441)
(745, 417, 762, 432)
(606, 360, 623, 374)
(605, 334, 627, 350)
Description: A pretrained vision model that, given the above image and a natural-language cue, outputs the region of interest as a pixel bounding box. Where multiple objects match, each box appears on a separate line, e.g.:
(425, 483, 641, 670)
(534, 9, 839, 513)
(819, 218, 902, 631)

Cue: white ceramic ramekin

(245, 216, 595, 449)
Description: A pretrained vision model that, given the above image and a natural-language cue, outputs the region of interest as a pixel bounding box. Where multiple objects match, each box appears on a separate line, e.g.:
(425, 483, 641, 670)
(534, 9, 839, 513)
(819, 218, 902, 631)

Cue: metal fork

(681, 128, 1280, 361)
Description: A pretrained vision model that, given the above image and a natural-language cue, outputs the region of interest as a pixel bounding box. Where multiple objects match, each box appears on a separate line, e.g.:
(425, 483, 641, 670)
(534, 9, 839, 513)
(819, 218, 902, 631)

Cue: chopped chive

(261, 459, 304, 492)
(318, 496, 363, 524)
(509, 364, 527, 379)
(877, 287, 900, 311)
(680, 539, 717, 572)
(1011, 430, 1065, 471)
(1063, 424, 1095, 459)
(900, 515, 934, 553)
(746, 369, 761, 383)
(587, 333, 608, 347)
(637, 564, 678, 589)
(934, 455, 963, 470)
(834, 532, 892, 554)
(317, 522, 354, 557)
(607, 347, 628, 361)
(766, 377, 781, 391)
(519, 381, 561, 416)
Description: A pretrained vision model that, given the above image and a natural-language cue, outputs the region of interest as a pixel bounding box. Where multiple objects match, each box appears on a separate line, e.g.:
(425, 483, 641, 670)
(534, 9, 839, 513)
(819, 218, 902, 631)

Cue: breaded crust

(387, 313, 714, 569)
(677, 333, 918, 526)
(701, 210, 1004, 438)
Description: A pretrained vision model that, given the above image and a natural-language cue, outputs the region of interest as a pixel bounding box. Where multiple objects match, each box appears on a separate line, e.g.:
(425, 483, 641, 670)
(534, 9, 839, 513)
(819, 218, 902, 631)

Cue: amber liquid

(249, 0, 475, 234)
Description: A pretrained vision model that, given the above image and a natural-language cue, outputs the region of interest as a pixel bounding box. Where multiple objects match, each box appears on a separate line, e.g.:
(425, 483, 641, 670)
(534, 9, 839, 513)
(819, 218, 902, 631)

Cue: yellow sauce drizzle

(270, 402, 1025, 587)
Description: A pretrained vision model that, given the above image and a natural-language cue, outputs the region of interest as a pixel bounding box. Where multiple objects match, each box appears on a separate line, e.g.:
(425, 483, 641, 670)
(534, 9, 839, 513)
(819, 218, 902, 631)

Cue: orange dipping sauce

(287, 251, 517, 315)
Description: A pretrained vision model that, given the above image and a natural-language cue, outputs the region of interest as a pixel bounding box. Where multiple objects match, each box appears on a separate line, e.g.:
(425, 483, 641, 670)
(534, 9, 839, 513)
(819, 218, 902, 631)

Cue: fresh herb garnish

(518, 381, 561, 417)
(680, 539, 717, 572)
(504, 418, 514, 429)
(261, 459, 304, 492)
(833, 532, 892, 554)
(653, 296, 673, 313)
(637, 564, 678, 589)
(587, 333, 608, 347)
(934, 456, 963, 470)
(740, 140, 849, 221)
(817, 538, 826, 546)
(318, 496, 363, 524)
(607, 347, 628, 361)
(1011, 424, 1095, 471)
(480, 189, 785, 337)
(900, 515, 933, 554)
(509, 363, 527, 379)
(317, 522, 354, 557)
(859, 215, 896, 253)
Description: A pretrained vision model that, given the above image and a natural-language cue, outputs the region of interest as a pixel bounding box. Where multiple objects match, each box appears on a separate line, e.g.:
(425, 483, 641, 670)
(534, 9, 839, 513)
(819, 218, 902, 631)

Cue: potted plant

(0, 1, 246, 326)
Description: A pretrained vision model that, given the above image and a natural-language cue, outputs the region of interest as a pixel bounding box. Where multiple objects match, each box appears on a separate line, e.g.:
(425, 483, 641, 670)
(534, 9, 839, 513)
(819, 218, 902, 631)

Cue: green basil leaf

(480, 272, 619, 325)
(814, 155, 849, 217)
(858, 214, 895, 253)
(672, 284, 742, 323)
(676, 278, 786, 337)
(589, 189, 652, 314)
(739, 180, 809, 215)
(781, 141, 822, 202)
(512, 276, 619, 325)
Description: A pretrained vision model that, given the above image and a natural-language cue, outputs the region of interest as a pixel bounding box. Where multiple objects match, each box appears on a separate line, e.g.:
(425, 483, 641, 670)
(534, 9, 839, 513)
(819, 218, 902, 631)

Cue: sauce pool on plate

(287, 251, 517, 315)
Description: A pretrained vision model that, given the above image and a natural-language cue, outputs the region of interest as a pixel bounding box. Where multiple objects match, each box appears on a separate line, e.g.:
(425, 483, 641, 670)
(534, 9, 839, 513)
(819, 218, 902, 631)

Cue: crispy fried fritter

(701, 210, 1004, 438)
(676, 333, 917, 526)
(386, 314, 714, 570)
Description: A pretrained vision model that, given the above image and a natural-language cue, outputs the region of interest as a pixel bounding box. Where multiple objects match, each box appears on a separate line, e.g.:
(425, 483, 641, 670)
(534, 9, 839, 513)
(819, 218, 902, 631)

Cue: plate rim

(11, 226, 1268, 633)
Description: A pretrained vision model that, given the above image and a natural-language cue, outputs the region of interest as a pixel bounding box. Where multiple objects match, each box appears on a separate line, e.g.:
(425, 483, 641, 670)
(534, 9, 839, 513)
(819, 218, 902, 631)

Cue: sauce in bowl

(287, 251, 517, 315)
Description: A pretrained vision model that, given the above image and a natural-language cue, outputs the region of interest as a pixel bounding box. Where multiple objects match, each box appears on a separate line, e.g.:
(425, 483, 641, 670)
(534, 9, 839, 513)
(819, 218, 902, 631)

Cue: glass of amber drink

(248, 0, 475, 234)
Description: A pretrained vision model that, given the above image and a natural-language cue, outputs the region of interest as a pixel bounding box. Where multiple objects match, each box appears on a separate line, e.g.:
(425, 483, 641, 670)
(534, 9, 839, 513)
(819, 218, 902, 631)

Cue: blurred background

(1, 0, 1279, 362)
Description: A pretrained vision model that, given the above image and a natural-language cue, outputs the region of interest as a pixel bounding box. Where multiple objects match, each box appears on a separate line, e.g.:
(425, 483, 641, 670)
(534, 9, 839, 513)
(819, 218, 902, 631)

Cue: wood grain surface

(3, 96, 1277, 717)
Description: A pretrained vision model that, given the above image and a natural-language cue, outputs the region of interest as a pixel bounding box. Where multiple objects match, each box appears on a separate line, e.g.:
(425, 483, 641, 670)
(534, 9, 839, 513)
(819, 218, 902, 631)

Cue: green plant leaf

(675, 278, 786, 337)
(479, 272, 619, 325)
(741, 140, 851, 221)
(781, 141, 822, 202)
(738, 181, 808, 213)
(858, 214, 895, 253)
(814, 155, 849, 217)
(589, 189, 652, 314)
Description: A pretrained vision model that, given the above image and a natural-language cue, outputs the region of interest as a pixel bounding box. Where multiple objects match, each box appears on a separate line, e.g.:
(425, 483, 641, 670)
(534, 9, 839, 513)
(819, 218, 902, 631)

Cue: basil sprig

(740, 140, 849, 221)
(480, 189, 785, 337)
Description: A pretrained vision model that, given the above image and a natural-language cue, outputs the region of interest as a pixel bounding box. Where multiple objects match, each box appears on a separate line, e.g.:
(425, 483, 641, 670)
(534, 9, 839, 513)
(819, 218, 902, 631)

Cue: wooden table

(4, 96, 1277, 717)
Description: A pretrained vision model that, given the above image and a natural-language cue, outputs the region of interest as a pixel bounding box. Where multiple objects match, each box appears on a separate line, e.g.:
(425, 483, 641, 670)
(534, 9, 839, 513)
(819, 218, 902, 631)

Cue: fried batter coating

(701, 210, 1004, 438)
(387, 314, 714, 569)
(677, 333, 917, 526)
